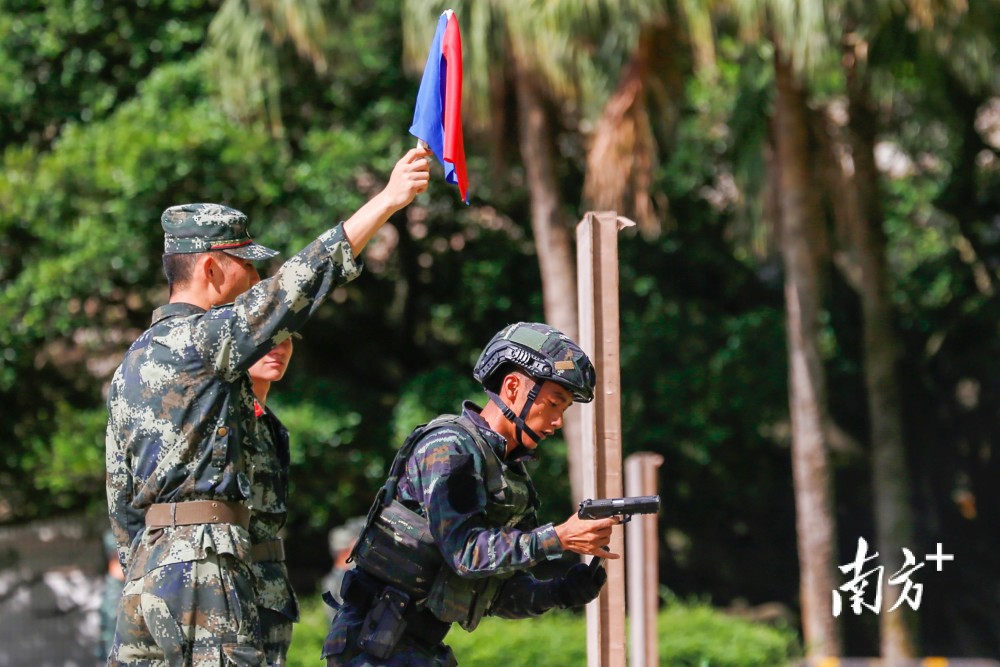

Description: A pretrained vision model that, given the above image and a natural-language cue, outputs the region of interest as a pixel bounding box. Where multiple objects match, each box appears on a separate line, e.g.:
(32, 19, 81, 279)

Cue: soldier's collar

(150, 302, 207, 325)
(462, 401, 510, 459)
(462, 401, 536, 463)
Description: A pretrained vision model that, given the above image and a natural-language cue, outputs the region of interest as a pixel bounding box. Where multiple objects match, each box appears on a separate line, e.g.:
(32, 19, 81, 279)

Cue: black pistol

(577, 495, 660, 524)
(578, 495, 660, 571)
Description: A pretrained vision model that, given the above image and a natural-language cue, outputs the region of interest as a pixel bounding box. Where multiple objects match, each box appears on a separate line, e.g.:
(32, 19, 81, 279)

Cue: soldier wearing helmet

(323, 322, 620, 667)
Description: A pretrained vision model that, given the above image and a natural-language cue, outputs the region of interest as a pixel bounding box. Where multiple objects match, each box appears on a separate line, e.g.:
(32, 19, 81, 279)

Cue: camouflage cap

(161, 203, 279, 261)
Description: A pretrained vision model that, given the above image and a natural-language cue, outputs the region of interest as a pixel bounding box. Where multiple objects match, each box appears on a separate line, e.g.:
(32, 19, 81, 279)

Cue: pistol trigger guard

(620, 514, 632, 525)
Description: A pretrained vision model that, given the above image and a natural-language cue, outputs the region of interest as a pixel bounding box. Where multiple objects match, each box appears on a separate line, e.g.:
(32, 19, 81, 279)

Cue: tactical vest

(350, 414, 537, 631)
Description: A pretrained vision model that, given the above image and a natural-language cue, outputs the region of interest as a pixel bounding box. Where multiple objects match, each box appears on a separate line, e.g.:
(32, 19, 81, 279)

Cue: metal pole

(625, 453, 663, 667)
(577, 211, 634, 667)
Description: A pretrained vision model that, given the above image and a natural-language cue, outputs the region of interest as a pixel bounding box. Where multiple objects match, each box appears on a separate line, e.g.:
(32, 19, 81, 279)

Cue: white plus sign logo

(925, 543, 954, 571)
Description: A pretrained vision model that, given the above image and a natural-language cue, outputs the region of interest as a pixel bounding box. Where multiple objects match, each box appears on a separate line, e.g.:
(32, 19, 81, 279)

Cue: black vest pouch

(426, 566, 474, 624)
(354, 499, 442, 599)
(425, 565, 507, 630)
(357, 585, 410, 659)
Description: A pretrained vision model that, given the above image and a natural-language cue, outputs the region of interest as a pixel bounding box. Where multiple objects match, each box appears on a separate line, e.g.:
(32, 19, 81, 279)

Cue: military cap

(474, 322, 597, 403)
(161, 203, 279, 260)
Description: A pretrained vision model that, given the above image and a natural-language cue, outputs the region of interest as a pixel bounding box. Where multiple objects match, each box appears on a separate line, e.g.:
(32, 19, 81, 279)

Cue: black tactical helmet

(473, 322, 596, 403)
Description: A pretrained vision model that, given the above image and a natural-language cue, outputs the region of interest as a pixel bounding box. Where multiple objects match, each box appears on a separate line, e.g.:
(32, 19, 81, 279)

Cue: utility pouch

(354, 500, 441, 598)
(425, 566, 473, 624)
(426, 566, 505, 631)
(357, 586, 409, 659)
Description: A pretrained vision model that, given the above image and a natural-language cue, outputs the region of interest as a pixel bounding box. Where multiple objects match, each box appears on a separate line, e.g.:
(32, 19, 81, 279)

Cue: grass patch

(286, 595, 801, 666)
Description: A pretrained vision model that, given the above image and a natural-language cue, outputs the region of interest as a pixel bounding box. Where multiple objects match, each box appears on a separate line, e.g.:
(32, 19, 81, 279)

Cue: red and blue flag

(410, 9, 469, 203)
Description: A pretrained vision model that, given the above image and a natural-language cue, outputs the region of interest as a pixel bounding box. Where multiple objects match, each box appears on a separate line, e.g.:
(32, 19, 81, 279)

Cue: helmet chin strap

(486, 380, 543, 448)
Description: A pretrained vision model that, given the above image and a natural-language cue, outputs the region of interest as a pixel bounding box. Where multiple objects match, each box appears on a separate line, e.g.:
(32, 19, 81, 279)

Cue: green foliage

(2, 0, 999, 655)
(33, 404, 107, 496)
(657, 604, 799, 666)
(1, 54, 279, 350)
(450, 610, 587, 666)
(617, 67, 795, 598)
(285, 596, 331, 667)
(285, 596, 800, 667)
(390, 367, 481, 444)
(276, 390, 371, 533)
(0, 0, 214, 147)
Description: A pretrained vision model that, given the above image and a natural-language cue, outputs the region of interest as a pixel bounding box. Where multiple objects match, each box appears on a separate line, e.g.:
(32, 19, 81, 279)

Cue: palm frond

(205, 0, 333, 136)
(207, 0, 283, 134)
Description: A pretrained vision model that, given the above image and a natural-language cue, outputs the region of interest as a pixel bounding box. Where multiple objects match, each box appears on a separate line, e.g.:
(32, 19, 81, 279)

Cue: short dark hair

(483, 363, 533, 394)
(162, 252, 202, 292)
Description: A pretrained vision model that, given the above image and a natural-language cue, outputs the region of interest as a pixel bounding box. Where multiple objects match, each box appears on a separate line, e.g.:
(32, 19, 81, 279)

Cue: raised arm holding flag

(410, 9, 469, 204)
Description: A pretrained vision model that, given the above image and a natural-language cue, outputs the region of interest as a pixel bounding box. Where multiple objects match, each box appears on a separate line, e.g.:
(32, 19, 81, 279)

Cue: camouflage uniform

(324, 323, 603, 666)
(249, 402, 298, 667)
(323, 403, 565, 667)
(106, 204, 362, 666)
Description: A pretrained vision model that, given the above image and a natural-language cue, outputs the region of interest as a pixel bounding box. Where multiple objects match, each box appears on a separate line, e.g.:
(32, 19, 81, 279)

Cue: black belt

(341, 570, 451, 650)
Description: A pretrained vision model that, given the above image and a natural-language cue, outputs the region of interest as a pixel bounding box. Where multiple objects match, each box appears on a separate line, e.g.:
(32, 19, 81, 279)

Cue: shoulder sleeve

(408, 427, 563, 579)
(105, 375, 144, 567)
(193, 225, 362, 379)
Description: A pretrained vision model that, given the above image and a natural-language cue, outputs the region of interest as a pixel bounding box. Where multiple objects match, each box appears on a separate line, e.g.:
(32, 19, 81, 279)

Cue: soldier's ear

(199, 253, 223, 287)
(500, 372, 521, 401)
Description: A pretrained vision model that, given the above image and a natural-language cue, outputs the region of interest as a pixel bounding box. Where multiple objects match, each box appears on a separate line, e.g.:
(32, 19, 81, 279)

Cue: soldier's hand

(380, 147, 431, 210)
(553, 513, 620, 559)
(554, 562, 608, 608)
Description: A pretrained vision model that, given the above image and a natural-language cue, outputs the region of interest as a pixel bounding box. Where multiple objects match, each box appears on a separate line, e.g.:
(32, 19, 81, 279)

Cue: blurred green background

(2, 0, 999, 661)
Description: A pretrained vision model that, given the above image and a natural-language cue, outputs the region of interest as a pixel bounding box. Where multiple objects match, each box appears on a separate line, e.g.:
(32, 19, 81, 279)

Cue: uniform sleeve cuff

(317, 224, 364, 282)
(537, 523, 564, 560)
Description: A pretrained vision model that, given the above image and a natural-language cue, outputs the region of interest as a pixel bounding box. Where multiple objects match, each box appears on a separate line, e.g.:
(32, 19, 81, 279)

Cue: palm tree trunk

(583, 19, 681, 238)
(843, 39, 918, 661)
(773, 50, 842, 658)
(513, 66, 584, 501)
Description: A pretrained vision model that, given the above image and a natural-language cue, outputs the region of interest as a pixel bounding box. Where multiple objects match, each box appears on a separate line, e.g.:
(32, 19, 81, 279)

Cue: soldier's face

(249, 338, 294, 383)
(518, 380, 574, 449)
(218, 255, 260, 302)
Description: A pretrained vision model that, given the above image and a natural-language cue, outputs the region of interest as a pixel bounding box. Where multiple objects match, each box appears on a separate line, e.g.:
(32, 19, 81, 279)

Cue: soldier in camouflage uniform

(247, 336, 298, 666)
(323, 322, 621, 666)
(105, 148, 430, 666)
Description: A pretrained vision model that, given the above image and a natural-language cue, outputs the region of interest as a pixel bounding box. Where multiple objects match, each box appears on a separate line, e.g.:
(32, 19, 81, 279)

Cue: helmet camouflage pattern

(473, 322, 596, 403)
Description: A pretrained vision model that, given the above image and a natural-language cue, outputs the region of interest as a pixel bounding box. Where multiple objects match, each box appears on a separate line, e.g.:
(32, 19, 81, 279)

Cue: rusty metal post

(625, 453, 663, 667)
(577, 211, 634, 667)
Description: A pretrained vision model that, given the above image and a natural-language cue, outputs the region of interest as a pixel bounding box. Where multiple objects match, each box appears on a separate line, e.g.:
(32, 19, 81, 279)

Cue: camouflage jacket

(249, 403, 299, 620)
(394, 402, 564, 618)
(106, 225, 361, 577)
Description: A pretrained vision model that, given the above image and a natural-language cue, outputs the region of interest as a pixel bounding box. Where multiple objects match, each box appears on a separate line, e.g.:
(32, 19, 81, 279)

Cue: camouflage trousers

(323, 604, 456, 667)
(259, 608, 293, 667)
(99, 574, 126, 664)
(109, 552, 265, 666)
